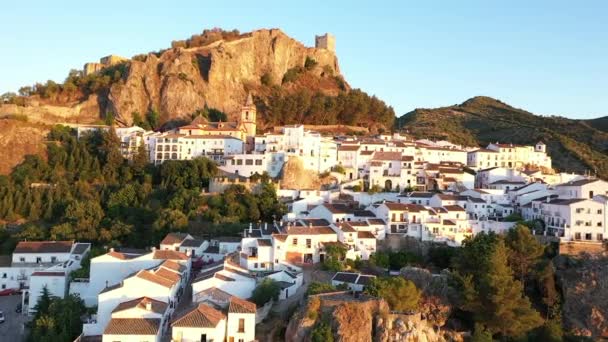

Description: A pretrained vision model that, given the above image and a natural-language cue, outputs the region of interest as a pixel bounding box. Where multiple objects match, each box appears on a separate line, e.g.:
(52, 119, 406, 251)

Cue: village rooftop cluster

(1, 95, 606, 342)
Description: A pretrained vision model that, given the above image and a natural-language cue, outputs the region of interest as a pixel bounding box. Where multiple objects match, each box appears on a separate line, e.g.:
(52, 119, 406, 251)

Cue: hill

(586, 116, 608, 133)
(0, 28, 395, 173)
(396, 96, 608, 179)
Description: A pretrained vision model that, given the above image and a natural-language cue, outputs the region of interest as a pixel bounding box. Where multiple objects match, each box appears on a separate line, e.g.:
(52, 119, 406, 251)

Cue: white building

(331, 272, 376, 292)
(102, 297, 169, 342)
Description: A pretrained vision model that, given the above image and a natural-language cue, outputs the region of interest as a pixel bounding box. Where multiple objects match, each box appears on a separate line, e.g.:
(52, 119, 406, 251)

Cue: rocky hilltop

(396, 96, 608, 179)
(107, 29, 341, 125)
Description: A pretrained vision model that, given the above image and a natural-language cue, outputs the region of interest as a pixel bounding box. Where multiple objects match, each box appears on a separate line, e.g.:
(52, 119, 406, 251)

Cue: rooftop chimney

(145, 300, 152, 311)
(109, 248, 114, 253)
(249, 223, 253, 233)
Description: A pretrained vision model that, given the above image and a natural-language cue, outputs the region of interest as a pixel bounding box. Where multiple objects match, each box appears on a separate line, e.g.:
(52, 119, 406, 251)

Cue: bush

(305, 56, 318, 70)
(261, 72, 273, 86)
(250, 278, 281, 306)
(311, 320, 333, 342)
(282, 66, 304, 84)
(366, 277, 421, 312)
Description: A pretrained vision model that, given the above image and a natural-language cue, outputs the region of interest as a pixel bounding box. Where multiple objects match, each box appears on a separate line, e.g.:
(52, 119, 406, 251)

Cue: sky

(0, 0, 606, 119)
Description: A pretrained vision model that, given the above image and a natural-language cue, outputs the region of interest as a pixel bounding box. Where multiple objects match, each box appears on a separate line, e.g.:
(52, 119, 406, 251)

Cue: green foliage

(202, 183, 285, 224)
(458, 239, 543, 338)
(260, 72, 273, 86)
(251, 278, 281, 306)
(366, 277, 421, 312)
(307, 281, 344, 296)
(504, 224, 544, 280)
(397, 96, 608, 179)
(304, 56, 318, 70)
(331, 165, 345, 174)
(370, 250, 421, 270)
(0, 125, 219, 248)
(28, 291, 87, 342)
(191, 106, 228, 122)
(311, 320, 334, 342)
(471, 323, 493, 342)
(504, 213, 524, 222)
(427, 245, 458, 269)
(146, 109, 160, 130)
(171, 28, 241, 49)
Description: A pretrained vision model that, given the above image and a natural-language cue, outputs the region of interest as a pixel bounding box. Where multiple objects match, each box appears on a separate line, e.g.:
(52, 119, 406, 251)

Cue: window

(1, 273, 6, 278)
(51, 256, 57, 263)
(585, 233, 592, 240)
(306, 239, 311, 248)
(238, 318, 245, 333)
(292, 238, 298, 246)
(255, 159, 262, 166)
(598, 234, 604, 241)
(245, 159, 253, 165)
(36, 257, 42, 264)
(19, 257, 25, 262)
(574, 232, 581, 240)
(236, 159, 243, 165)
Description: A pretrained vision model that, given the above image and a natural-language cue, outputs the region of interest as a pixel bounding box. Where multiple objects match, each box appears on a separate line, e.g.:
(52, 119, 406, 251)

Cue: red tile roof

(112, 297, 168, 315)
(153, 250, 189, 260)
(14, 241, 73, 254)
(104, 318, 160, 335)
(136, 270, 176, 288)
(31, 271, 65, 277)
(228, 296, 257, 314)
(160, 233, 189, 246)
(357, 231, 376, 239)
(172, 304, 226, 328)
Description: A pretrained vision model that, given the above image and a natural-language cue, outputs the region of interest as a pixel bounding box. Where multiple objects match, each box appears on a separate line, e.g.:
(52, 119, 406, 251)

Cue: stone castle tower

(315, 33, 336, 53)
(240, 93, 257, 151)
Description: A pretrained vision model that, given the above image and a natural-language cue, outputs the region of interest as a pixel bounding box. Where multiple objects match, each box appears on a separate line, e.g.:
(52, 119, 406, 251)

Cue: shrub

(282, 66, 304, 84)
(250, 278, 281, 306)
(261, 72, 273, 86)
(305, 56, 318, 70)
(366, 277, 421, 312)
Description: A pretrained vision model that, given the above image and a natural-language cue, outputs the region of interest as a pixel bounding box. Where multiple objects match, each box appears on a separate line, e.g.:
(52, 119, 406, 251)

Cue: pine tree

(505, 224, 544, 280)
(131, 143, 149, 178)
(463, 240, 543, 338)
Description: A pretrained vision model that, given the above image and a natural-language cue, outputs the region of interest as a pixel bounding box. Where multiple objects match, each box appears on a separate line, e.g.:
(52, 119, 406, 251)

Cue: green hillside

(396, 96, 608, 179)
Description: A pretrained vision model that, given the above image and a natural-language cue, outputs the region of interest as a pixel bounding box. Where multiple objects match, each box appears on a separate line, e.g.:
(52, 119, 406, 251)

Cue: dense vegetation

(0, 125, 284, 252)
(260, 88, 395, 130)
(28, 287, 88, 342)
(451, 225, 562, 340)
(397, 96, 608, 179)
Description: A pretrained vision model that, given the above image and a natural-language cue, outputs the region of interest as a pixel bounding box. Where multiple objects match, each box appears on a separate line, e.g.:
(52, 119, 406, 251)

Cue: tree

(29, 294, 87, 342)
(131, 144, 149, 177)
(32, 286, 53, 319)
(311, 320, 334, 342)
(305, 56, 318, 70)
(366, 277, 421, 312)
(460, 240, 543, 338)
(369, 251, 390, 269)
(471, 323, 493, 342)
(17, 223, 47, 241)
(537, 260, 560, 317)
(154, 208, 188, 233)
(505, 224, 544, 280)
(251, 278, 281, 306)
(146, 109, 160, 129)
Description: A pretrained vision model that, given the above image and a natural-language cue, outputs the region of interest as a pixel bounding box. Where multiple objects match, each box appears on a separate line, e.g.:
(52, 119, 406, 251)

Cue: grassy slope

(586, 116, 608, 133)
(396, 96, 608, 179)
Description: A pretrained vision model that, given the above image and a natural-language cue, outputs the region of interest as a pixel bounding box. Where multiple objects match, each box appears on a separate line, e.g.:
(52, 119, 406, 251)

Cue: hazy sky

(1, 0, 606, 119)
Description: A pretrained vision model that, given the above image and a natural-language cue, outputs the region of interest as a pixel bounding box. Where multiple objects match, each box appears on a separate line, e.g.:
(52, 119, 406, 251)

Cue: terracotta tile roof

(367, 218, 386, 225)
(161, 233, 189, 245)
(112, 297, 168, 315)
(273, 234, 288, 242)
(14, 241, 73, 254)
(408, 192, 434, 198)
(153, 250, 189, 260)
(347, 221, 370, 227)
(401, 155, 414, 161)
(372, 151, 402, 161)
(384, 203, 423, 212)
(442, 219, 456, 226)
(357, 231, 376, 239)
(286, 226, 337, 235)
(107, 251, 142, 260)
(104, 318, 160, 335)
(172, 304, 226, 328)
(160, 260, 187, 273)
(195, 287, 232, 302)
(154, 267, 181, 283)
(338, 145, 359, 151)
(340, 223, 357, 233)
(228, 296, 257, 314)
(136, 270, 176, 288)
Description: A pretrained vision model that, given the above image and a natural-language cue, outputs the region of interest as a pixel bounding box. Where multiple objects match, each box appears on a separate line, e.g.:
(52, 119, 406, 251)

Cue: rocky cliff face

(107, 29, 340, 125)
(555, 255, 608, 339)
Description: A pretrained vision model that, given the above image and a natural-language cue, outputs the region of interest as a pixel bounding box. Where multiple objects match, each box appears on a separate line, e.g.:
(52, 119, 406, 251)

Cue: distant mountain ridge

(586, 116, 608, 133)
(396, 96, 608, 179)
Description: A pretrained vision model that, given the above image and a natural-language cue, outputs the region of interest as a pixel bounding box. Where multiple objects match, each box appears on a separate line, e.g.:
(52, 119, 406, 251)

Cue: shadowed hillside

(396, 96, 608, 179)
